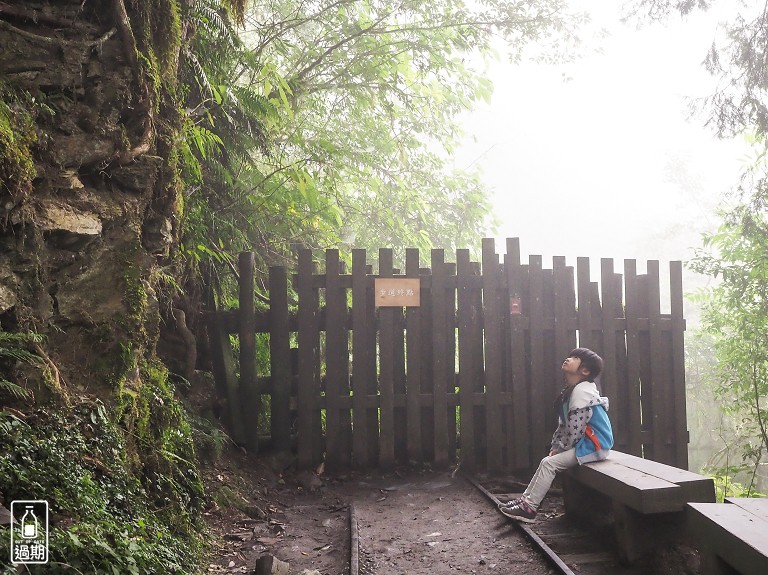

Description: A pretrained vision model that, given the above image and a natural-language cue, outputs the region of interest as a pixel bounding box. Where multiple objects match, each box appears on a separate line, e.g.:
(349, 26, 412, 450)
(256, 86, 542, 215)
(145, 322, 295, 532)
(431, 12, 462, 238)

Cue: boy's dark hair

(568, 348, 603, 379)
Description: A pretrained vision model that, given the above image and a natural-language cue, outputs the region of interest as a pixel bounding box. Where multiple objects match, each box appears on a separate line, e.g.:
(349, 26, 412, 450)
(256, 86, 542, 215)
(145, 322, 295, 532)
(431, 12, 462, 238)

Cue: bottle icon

(21, 506, 37, 539)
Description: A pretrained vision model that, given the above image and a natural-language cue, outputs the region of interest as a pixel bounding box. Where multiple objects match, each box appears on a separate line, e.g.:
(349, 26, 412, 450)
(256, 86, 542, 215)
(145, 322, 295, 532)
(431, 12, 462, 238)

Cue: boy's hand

(549, 449, 558, 456)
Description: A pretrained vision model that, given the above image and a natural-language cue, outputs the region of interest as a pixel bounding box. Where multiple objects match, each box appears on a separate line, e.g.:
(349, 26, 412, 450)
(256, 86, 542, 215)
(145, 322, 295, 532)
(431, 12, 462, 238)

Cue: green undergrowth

(0, 84, 37, 203)
(707, 466, 768, 501)
(0, 369, 209, 574)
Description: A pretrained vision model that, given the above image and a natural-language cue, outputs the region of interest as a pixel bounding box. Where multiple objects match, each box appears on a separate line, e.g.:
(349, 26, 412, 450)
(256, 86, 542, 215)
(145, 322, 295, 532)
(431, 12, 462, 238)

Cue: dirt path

(204, 460, 548, 575)
(203, 458, 699, 575)
(349, 472, 552, 575)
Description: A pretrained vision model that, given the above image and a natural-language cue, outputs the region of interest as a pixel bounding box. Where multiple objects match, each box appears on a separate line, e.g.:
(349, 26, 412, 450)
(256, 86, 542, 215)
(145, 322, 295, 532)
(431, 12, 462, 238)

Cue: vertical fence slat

(553, 256, 569, 360)
(420, 266, 435, 461)
(238, 252, 259, 453)
(542, 268, 559, 407)
(598, 259, 616, 397)
(611, 269, 629, 451)
(636, 273, 654, 458)
(599, 260, 620, 441)
(269, 265, 291, 453)
(431, 249, 449, 465)
(297, 249, 321, 467)
(623, 260, 643, 456)
(568, 266, 578, 351)
(470, 261, 486, 467)
(577, 257, 593, 350)
(528, 255, 547, 462)
(553, 256, 578, 453)
(505, 238, 529, 469)
(352, 249, 370, 467)
(405, 249, 423, 463)
(457, 249, 476, 469)
(394, 289, 407, 463)
(445, 262, 458, 461)
(670, 261, 688, 469)
(647, 260, 674, 464)
(482, 239, 503, 472)
(324, 251, 341, 462)
(207, 306, 246, 445)
(378, 249, 396, 467)
(365, 268, 379, 464)
(324, 250, 350, 469)
(340, 261, 353, 463)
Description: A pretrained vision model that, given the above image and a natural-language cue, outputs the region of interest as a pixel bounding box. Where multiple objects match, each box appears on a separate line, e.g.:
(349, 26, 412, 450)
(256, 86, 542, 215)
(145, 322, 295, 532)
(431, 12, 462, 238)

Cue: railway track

(463, 474, 660, 575)
(463, 474, 578, 575)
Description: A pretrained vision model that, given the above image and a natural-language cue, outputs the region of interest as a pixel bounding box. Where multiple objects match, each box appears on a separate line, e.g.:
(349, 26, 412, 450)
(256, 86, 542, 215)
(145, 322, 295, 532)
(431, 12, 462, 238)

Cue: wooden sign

(374, 278, 420, 307)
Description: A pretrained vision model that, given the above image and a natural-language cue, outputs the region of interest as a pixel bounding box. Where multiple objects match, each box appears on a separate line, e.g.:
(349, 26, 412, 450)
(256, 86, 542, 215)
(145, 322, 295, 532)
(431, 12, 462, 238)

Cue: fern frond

(183, 49, 215, 100)
(0, 378, 33, 401)
(0, 331, 44, 363)
(192, 2, 239, 49)
(206, 156, 235, 187)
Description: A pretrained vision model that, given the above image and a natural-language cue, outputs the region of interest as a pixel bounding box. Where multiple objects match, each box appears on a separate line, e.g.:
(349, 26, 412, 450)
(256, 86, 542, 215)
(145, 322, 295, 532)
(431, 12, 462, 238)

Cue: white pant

(522, 449, 579, 509)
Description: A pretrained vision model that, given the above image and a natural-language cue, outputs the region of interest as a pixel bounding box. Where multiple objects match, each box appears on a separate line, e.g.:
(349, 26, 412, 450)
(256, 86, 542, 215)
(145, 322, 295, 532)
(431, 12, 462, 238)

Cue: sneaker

(499, 499, 537, 523)
(497, 497, 521, 511)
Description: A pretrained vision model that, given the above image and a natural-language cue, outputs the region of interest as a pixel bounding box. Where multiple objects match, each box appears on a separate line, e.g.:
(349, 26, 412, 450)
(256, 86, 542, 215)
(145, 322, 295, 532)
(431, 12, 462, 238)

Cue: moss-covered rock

(0, 1, 206, 572)
(0, 90, 36, 204)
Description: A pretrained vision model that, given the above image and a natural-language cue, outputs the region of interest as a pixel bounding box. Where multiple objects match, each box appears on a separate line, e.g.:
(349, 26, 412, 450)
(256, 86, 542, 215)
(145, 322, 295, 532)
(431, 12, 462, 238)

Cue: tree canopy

(178, 0, 587, 282)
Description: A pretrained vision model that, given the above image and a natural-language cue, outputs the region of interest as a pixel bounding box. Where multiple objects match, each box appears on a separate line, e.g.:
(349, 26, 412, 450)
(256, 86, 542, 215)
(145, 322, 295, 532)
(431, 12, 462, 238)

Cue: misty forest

(0, 0, 767, 572)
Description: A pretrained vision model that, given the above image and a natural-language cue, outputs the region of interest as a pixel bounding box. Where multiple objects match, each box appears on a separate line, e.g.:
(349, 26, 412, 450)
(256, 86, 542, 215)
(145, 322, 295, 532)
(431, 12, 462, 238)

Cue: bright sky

(457, 0, 748, 272)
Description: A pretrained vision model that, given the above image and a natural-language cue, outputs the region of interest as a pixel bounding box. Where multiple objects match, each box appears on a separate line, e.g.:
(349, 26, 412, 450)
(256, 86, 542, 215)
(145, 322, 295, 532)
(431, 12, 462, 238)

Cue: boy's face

(562, 355, 589, 379)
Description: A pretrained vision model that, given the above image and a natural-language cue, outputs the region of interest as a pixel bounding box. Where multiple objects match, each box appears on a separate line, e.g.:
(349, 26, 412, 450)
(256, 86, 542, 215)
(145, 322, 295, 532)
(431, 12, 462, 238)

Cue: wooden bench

(687, 497, 768, 575)
(562, 450, 716, 564)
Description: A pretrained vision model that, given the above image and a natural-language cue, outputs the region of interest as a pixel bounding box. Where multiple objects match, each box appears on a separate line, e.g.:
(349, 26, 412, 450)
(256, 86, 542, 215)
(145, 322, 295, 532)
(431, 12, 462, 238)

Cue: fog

(455, 1, 763, 482)
(457, 0, 747, 297)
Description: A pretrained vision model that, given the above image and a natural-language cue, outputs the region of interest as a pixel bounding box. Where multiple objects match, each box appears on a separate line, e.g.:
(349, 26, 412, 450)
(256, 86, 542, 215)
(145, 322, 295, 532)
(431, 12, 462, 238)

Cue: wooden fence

(207, 238, 688, 473)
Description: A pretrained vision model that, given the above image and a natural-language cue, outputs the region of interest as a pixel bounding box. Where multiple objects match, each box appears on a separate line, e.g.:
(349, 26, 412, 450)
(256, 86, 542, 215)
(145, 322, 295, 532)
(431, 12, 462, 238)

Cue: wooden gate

(208, 238, 687, 473)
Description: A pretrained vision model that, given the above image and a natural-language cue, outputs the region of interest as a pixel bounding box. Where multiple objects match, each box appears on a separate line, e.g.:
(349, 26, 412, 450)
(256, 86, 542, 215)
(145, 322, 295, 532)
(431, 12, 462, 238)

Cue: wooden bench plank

(568, 458, 682, 513)
(688, 502, 768, 575)
(607, 451, 715, 502)
(564, 451, 717, 565)
(724, 497, 768, 520)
